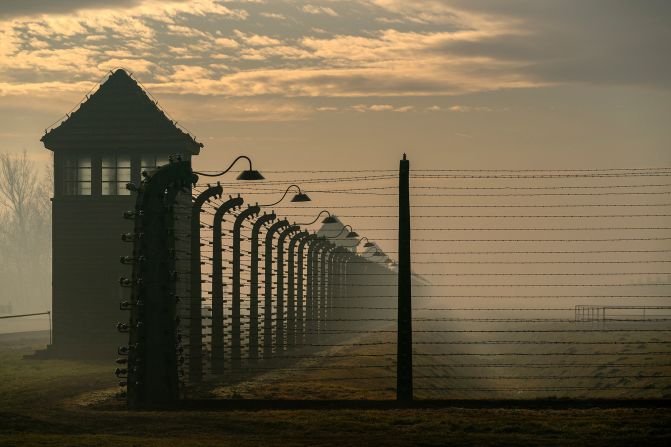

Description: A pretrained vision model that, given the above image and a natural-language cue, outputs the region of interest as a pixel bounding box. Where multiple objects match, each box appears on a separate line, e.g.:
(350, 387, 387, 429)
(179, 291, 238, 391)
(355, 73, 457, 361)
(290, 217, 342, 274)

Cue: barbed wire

(268, 204, 671, 208)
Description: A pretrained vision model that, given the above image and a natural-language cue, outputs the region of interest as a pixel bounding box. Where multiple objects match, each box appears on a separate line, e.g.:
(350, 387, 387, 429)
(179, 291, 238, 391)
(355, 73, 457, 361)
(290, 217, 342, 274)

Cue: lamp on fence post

(188, 155, 263, 383)
(230, 204, 260, 372)
(249, 212, 277, 363)
(322, 225, 358, 326)
(288, 231, 310, 350)
(276, 225, 300, 354)
(210, 196, 244, 375)
(292, 211, 332, 344)
(295, 210, 332, 227)
(325, 224, 356, 241)
(260, 184, 311, 207)
(355, 236, 375, 254)
(256, 185, 311, 359)
(194, 155, 264, 180)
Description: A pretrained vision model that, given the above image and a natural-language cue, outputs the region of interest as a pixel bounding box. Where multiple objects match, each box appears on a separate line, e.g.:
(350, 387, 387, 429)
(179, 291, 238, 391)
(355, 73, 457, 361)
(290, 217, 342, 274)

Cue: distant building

(40, 69, 202, 357)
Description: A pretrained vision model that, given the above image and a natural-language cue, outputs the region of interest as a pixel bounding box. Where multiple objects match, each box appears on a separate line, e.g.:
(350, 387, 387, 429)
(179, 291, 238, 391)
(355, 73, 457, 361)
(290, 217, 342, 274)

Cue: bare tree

(0, 151, 40, 233)
(0, 150, 51, 313)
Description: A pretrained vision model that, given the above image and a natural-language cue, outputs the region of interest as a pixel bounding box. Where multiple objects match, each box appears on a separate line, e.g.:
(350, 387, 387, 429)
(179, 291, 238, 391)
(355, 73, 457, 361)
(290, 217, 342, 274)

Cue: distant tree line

(0, 150, 51, 314)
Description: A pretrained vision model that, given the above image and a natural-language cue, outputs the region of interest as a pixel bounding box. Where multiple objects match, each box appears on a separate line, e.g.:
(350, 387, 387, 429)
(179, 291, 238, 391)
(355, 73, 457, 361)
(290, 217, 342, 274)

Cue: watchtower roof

(41, 69, 202, 154)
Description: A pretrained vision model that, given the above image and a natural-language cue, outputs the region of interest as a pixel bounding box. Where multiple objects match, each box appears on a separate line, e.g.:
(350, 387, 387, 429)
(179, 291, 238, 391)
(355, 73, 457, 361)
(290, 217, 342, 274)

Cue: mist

(0, 151, 51, 332)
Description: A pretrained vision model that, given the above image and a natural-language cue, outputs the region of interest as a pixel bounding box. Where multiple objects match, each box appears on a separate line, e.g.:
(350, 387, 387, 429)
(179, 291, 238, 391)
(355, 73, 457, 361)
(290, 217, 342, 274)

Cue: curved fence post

(231, 204, 260, 370)
(211, 196, 243, 374)
(249, 212, 276, 363)
(320, 244, 336, 335)
(276, 225, 300, 354)
(189, 184, 223, 383)
(307, 237, 326, 340)
(288, 231, 310, 350)
(264, 219, 290, 359)
(122, 159, 194, 409)
(297, 234, 317, 346)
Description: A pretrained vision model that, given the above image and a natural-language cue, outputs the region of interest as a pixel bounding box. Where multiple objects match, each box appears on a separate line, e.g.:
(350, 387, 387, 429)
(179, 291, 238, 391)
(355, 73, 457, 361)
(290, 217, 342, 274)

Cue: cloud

(214, 37, 240, 49)
(135, 0, 249, 21)
(0, 0, 143, 19)
(351, 104, 414, 112)
(0, 80, 94, 97)
(97, 58, 156, 74)
(366, 104, 394, 111)
(147, 60, 539, 97)
(234, 30, 282, 46)
(437, 0, 671, 89)
(239, 45, 313, 61)
(448, 105, 495, 112)
(302, 5, 339, 17)
(300, 28, 511, 64)
(166, 24, 211, 38)
(364, 0, 487, 26)
(161, 65, 212, 82)
(159, 96, 315, 122)
(0, 0, 668, 105)
(260, 12, 286, 20)
(1, 0, 248, 23)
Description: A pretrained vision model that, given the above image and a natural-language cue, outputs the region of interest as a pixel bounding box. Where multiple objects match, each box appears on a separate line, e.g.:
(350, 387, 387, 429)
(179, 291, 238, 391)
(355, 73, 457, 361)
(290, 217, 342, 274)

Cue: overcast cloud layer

(0, 0, 668, 101)
(0, 0, 669, 171)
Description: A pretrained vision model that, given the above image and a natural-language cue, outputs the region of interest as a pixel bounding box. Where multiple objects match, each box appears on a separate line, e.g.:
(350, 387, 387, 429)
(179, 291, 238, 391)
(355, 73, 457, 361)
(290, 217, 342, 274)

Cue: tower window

(102, 156, 131, 196)
(140, 155, 169, 176)
(63, 156, 91, 196)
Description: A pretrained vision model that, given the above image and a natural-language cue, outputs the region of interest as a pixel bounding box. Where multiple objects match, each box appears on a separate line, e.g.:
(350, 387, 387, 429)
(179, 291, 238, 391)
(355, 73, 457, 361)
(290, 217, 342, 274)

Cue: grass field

(1, 331, 671, 446)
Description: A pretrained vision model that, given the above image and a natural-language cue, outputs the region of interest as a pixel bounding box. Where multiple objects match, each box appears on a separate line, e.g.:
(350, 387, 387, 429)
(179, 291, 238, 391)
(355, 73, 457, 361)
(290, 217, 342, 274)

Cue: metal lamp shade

(291, 192, 311, 202)
(237, 170, 265, 181)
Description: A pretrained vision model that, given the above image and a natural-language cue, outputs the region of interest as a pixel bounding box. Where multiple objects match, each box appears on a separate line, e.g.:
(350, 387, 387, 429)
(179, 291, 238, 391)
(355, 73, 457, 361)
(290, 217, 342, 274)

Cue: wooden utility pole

(397, 153, 413, 402)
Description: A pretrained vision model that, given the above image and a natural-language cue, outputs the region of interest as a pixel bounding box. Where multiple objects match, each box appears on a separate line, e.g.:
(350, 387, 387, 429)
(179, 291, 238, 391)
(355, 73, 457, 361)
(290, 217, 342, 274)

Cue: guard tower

(40, 69, 203, 357)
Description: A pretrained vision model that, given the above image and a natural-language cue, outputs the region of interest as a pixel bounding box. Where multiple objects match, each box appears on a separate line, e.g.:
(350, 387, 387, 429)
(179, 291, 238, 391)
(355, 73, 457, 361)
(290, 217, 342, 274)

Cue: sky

(0, 0, 669, 172)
